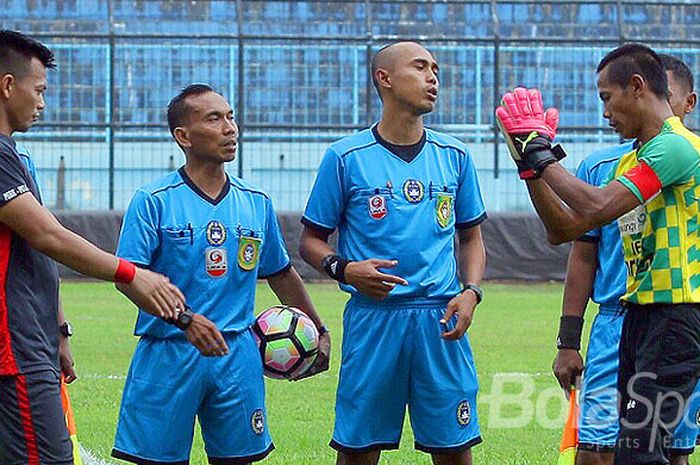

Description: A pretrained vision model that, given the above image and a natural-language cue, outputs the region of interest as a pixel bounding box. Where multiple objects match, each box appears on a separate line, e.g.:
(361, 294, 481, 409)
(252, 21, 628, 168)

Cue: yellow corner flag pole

(557, 387, 579, 465)
(60, 376, 84, 465)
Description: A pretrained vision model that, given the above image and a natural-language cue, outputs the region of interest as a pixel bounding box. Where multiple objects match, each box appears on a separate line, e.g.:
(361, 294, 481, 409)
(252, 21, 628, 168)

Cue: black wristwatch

(461, 284, 483, 305)
(59, 321, 73, 338)
(174, 308, 195, 331)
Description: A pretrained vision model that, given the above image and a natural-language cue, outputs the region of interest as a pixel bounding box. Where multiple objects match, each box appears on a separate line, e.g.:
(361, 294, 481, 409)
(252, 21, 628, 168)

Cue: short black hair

(596, 43, 668, 99)
(658, 53, 694, 93)
(166, 83, 218, 136)
(0, 30, 55, 78)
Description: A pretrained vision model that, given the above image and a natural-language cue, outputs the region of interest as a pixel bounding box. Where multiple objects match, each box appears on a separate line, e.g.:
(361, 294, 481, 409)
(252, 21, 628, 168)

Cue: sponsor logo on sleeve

(2, 184, 28, 202)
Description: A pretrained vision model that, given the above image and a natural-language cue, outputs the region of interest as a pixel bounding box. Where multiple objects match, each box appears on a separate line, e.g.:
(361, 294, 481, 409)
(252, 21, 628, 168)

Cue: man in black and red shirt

(0, 30, 226, 465)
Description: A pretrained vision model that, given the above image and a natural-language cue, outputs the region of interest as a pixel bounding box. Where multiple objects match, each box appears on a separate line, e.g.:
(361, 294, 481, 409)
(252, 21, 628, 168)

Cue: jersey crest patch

(206, 220, 227, 246)
(402, 179, 424, 203)
(457, 400, 471, 426)
(368, 194, 387, 220)
(436, 193, 454, 228)
(238, 236, 261, 271)
(251, 409, 265, 435)
(206, 248, 228, 277)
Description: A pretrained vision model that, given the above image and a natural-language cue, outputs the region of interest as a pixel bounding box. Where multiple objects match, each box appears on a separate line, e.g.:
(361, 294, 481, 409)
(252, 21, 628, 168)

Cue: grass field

(62, 281, 592, 465)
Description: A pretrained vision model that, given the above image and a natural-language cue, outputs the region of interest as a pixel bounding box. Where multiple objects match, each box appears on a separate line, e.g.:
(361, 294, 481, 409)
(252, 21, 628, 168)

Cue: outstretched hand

(117, 267, 186, 321)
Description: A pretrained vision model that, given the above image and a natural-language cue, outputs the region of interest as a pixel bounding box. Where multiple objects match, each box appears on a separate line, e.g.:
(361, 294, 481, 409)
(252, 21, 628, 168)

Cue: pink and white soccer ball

(252, 305, 319, 379)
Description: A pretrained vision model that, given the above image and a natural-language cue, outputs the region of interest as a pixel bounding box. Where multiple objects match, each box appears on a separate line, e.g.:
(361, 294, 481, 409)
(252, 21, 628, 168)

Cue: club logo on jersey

(205, 248, 228, 277)
(457, 400, 471, 426)
(436, 193, 454, 228)
(368, 194, 387, 220)
(238, 236, 261, 271)
(206, 221, 227, 246)
(251, 409, 265, 435)
(402, 179, 424, 203)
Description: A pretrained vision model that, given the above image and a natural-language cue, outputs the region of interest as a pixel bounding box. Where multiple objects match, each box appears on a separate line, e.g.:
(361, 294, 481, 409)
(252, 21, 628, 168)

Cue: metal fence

(3, 0, 700, 211)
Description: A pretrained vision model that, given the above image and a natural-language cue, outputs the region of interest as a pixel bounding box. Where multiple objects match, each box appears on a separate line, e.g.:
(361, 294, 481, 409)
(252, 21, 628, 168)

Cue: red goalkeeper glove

(496, 87, 564, 180)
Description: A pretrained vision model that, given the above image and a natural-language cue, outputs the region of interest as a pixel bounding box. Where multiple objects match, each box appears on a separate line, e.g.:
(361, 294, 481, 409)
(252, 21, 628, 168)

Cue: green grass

(61, 281, 591, 465)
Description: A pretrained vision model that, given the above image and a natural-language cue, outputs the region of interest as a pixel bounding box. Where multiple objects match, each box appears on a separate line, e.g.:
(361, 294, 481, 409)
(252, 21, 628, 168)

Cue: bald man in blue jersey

(111, 84, 330, 465)
(552, 55, 700, 465)
(300, 42, 486, 465)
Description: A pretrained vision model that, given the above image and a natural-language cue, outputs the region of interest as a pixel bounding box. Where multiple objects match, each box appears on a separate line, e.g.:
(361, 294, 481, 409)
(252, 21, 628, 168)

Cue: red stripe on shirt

(16, 375, 40, 465)
(622, 161, 663, 201)
(0, 224, 17, 375)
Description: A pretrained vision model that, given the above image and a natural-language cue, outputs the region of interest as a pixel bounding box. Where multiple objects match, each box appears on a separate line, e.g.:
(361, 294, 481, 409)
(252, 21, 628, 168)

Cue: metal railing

(3, 0, 700, 211)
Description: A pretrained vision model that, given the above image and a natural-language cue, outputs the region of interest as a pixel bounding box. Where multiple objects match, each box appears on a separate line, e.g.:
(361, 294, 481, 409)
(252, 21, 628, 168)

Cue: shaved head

(371, 41, 433, 100)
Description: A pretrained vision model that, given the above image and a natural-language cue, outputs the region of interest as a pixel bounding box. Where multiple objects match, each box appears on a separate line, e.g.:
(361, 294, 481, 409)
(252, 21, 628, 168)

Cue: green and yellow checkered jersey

(606, 117, 700, 304)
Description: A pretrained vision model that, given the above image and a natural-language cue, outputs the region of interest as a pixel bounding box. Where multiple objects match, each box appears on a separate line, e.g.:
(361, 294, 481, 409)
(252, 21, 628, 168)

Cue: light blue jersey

(114, 167, 284, 463)
(577, 141, 635, 309)
(118, 167, 290, 338)
(303, 126, 486, 304)
(304, 126, 485, 453)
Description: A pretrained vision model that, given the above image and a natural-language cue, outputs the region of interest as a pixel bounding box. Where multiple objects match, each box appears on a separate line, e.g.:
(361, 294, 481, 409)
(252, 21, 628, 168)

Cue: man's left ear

(629, 74, 645, 99)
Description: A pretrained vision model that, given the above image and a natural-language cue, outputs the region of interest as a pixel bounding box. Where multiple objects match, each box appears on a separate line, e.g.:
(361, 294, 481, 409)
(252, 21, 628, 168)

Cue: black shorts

(0, 370, 73, 465)
(615, 303, 700, 465)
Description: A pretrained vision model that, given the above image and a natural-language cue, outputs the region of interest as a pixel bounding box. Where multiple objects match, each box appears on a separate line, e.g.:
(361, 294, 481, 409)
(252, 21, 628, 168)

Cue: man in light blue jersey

(111, 84, 331, 465)
(300, 42, 486, 465)
(552, 55, 699, 465)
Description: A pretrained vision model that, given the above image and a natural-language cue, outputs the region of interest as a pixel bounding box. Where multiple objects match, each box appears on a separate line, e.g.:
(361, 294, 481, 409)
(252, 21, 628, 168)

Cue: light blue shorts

(331, 298, 482, 454)
(112, 329, 273, 464)
(579, 305, 700, 453)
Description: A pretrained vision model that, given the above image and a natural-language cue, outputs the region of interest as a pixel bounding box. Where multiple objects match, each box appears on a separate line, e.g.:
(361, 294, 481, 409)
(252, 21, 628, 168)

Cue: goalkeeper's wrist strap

(551, 143, 568, 162)
(556, 315, 584, 350)
(523, 144, 568, 179)
(321, 254, 351, 283)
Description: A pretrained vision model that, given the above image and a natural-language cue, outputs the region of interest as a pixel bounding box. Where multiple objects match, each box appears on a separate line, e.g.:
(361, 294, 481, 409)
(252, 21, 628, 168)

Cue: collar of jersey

(178, 166, 231, 206)
(371, 124, 426, 164)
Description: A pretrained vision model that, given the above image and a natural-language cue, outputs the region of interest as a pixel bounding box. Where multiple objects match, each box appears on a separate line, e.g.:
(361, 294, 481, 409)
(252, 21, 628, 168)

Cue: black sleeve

(0, 146, 31, 207)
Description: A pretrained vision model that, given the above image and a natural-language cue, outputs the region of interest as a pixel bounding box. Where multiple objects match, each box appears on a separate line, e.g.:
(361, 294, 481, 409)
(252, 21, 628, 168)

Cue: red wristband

(114, 258, 136, 284)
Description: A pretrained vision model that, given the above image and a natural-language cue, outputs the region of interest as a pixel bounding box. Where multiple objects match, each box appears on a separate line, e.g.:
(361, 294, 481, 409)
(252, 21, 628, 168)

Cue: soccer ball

(252, 305, 319, 379)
